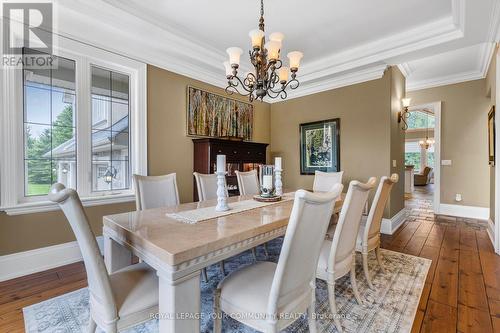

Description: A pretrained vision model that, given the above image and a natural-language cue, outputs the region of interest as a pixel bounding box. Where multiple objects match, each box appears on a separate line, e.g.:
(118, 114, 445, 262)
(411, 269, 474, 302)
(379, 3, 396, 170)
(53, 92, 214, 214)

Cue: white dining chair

(133, 173, 179, 210)
(356, 174, 399, 289)
(317, 177, 377, 333)
(235, 169, 269, 259)
(48, 184, 158, 333)
(193, 172, 228, 200)
(312, 170, 344, 193)
(214, 186, 343, 333)
(235, 169, 260, 196)
(193, 172, 228, 278)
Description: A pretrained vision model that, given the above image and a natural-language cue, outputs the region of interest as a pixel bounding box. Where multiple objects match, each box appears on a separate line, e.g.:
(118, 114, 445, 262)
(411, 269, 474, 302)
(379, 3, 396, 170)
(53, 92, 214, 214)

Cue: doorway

(404, 102, 441, 213)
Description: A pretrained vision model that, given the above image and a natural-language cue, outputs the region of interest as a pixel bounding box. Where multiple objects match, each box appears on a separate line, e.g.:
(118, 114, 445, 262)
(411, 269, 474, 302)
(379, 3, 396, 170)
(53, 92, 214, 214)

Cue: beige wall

(0, 65, 272, 256)
(486, 45, 497, 222)
(389, 67, 406, 216)
(269, 67, 405, 218)
(147, 65, 271, 203)
(408, 79, 491, 207)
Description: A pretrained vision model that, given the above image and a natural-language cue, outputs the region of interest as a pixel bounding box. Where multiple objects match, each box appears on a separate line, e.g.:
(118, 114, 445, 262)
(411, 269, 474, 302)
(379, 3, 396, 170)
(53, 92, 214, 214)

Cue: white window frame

(0, 37, 147, 215)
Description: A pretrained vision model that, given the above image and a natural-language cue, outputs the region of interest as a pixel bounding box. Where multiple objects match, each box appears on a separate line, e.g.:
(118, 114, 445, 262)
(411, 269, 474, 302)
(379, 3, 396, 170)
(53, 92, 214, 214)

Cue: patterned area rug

(23, 239, 430, 333)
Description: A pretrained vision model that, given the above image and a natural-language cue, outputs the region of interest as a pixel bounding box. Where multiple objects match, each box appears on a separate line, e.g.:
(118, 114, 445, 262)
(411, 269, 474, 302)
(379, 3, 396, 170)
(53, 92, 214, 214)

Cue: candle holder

(259, 165, 276, 198)
(275, 167, 283, 196)
(215, 171, 230, 212)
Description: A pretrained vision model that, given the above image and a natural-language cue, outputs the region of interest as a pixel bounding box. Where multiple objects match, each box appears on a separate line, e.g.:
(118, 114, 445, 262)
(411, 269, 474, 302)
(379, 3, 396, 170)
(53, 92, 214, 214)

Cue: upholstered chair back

(193, 172, 228, 201)
(235, 169, 260, 195)
(133, 173, 180, 210)
(312, 171, 344, 193)
(329, 178, 376, 273)
(48, 184, 117, 324)
(365, 174, 399, 240)
(268, 186, 343, 315)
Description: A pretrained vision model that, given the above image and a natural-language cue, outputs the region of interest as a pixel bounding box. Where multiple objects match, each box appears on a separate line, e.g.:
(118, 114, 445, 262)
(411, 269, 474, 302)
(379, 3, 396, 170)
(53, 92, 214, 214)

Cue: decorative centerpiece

(274, 157, 283, 196)
(215, 155, 230, 212)
(254, 164, 281, 202)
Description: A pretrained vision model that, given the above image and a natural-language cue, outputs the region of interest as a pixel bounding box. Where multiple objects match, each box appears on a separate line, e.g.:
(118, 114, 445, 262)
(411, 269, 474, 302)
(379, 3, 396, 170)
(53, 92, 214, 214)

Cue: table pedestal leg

(103, 233, 133, 274)
(158, 271, 201, 333)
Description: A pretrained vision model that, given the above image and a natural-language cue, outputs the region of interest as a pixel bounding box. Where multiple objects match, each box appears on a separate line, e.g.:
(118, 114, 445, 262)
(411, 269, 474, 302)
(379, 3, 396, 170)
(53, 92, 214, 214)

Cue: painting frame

(488, 106, 495, 166)
(299, 118, 341, 175)
(186, 85, 254, 140)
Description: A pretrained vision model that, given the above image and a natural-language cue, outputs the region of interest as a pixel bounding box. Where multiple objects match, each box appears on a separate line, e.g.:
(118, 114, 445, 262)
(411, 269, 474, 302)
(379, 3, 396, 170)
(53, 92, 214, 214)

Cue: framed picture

(186, 86, 254, 140)
(300, 118, 340, 175)
(488, 106, 495, 166)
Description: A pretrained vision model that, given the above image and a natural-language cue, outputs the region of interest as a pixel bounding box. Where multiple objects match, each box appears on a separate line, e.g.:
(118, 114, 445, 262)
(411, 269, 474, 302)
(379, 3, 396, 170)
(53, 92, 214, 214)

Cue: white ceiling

(53, 0, 500, 100)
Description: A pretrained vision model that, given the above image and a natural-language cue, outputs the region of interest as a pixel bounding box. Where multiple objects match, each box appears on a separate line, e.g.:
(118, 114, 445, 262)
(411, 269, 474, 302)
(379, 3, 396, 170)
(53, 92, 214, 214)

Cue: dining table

(102, 192, 344, 333)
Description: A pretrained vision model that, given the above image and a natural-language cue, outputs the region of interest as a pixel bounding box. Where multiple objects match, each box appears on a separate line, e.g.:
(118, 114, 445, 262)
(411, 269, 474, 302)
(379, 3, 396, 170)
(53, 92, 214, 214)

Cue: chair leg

(362, 252, 374, 289)
(251, 247, 257, 261)
(327, 282, 343, 333)
(350, 265, 363, 305)
(213, 288, 222, 333)
(263, 243, 269, 259)
(307, 285, 318, 333)
(202, 268, 208, 282)
(219, 261, 226, 276)
(375, 246, 386, 274)
(87, 316, 97, 333)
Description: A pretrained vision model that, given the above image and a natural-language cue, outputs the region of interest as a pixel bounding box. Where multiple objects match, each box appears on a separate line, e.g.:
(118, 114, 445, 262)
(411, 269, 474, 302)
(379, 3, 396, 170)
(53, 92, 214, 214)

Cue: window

(405, 141, 422, 172)
(427, 144, 435, 168)
(23, 51, 76, 196)
(407, 111, 435, 130)
(0, 37, 147, 215)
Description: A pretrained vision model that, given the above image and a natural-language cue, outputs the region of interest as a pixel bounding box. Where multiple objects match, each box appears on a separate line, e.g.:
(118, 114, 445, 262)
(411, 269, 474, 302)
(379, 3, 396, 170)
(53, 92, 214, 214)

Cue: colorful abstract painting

(187, 86, 253, 140)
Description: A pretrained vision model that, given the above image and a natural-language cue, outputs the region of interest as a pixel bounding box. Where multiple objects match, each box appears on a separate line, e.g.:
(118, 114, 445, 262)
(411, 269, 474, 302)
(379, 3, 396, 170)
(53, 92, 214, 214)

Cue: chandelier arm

(231, 75, 254, 94)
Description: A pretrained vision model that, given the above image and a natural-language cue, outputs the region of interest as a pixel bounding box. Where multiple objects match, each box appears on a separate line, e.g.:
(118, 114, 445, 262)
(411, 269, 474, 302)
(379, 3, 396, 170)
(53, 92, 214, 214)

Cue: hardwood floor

(0, 185, 498, 332)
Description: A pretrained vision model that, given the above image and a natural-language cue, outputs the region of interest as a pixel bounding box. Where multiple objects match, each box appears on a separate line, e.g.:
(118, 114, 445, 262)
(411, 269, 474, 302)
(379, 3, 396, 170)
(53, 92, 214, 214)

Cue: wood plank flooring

(0, 184, 498, 332)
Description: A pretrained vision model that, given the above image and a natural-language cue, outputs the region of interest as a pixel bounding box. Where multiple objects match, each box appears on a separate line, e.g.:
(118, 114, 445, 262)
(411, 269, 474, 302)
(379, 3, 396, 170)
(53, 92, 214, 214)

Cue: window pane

(408, 111, 435, 129)
(23, 51, 76, 196)
(91, 66, 130, 192)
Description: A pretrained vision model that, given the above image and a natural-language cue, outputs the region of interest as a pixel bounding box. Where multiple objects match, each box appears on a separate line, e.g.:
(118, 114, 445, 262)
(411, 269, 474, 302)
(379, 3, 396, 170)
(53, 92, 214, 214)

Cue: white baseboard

(0, 236, 103, 282)
(381, 208, 409, 235)
(437, 204, 489, 220)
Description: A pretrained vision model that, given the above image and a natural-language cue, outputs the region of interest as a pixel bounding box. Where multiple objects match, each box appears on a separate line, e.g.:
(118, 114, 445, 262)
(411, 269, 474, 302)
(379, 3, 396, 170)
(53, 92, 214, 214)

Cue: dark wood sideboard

(192, 138, 268, 201)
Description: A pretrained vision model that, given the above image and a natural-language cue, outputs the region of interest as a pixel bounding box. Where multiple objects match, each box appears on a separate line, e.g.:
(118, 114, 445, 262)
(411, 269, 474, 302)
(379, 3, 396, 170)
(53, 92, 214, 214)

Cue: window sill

(1, 193, 135, 216)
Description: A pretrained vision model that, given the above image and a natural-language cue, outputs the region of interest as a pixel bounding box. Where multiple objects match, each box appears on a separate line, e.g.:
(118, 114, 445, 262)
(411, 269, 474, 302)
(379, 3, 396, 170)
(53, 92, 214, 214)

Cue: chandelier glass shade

(224, 0, 303, 102)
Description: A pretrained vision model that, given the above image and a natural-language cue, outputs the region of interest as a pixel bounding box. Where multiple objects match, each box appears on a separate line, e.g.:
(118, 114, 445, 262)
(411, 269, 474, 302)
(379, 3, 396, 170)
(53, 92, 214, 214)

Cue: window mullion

(76, 56, 91, 197)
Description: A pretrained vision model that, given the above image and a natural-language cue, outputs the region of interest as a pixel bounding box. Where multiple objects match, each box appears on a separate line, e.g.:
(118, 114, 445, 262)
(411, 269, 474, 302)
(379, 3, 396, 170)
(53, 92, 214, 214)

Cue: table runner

(166, 193, 295, 224)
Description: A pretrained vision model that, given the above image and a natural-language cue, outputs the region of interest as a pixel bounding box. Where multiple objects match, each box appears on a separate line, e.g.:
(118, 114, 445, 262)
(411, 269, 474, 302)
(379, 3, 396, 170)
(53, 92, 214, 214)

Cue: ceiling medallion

(223, 0, 303, 102)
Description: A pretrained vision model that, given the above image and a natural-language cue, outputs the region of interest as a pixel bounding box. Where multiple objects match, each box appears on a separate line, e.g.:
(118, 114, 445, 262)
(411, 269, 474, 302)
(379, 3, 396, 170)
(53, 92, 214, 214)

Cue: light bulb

(287, 51, 303, 70)
(248, 29, 265, 49)
(226, 47, 243, 66)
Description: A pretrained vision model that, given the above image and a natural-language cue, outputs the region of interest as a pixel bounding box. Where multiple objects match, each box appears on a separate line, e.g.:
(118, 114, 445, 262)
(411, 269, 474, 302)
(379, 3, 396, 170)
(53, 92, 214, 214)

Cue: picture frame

(488, 106, 495, 166)
(186, 86, 254, 140)
(300, 118, 340, 175)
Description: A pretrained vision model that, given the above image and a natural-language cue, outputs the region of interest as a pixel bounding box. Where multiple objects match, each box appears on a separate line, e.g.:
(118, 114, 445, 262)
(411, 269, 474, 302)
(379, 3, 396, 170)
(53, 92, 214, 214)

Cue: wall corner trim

(0, 236, 103, 282)
(381, 208, 409, 235)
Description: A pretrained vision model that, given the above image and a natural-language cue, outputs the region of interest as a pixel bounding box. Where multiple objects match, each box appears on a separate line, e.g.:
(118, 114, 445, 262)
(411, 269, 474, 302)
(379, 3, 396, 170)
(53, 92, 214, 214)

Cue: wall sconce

(398, 97, 411, 130)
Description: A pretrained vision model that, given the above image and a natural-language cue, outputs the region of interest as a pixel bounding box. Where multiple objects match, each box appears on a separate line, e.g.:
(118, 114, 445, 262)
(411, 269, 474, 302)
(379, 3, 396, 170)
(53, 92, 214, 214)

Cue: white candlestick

(216, 155, 226, 173)
(215, 171, 229, 212)
(275, 157, 282, 170)
(275, 168, 283, 196)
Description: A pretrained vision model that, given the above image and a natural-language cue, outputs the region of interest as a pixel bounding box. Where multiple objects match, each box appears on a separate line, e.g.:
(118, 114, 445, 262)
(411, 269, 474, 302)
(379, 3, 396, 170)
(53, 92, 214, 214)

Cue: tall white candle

(275, 157, 282, 170)
(216, 155, 226, 173)
(263, 175, 273, 189)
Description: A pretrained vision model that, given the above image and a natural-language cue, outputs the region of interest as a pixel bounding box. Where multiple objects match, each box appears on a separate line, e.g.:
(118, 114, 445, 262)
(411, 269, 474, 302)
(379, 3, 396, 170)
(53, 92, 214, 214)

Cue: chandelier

(419, 111, 435, 149)
(223, 0, 303, 102)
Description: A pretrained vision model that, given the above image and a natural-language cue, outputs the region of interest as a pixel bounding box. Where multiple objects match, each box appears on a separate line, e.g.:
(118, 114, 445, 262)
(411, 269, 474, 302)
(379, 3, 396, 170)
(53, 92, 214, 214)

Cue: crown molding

(53, 0, 469, 100)
(269, 64, 388, 103)
(487, 0, 500, 42)
(406, 42, 495, 92)
(397, 63, 413, 78)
